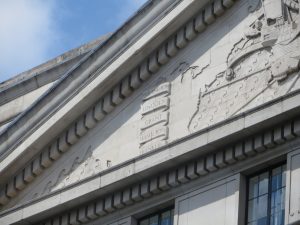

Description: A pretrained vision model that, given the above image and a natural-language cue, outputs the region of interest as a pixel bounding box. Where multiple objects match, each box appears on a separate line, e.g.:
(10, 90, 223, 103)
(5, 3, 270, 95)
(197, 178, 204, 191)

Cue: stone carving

(33, 146, 100, 198)
(189, 0, 300, 132)
(140, 79, 170, 154)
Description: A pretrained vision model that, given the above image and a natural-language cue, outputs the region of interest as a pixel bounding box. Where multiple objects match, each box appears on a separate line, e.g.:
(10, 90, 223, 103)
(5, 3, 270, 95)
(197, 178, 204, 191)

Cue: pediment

(1, 0, 300, 222)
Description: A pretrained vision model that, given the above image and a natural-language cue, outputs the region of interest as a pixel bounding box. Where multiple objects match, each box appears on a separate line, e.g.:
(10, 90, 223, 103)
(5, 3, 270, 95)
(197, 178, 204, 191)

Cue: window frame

(137, 207, 174, 225)
(245, 162, 286, 225)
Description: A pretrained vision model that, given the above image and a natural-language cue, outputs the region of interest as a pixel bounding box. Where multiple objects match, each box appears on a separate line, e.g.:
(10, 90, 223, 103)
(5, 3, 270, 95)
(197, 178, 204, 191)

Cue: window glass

(138, 208, 174, 225)
(247, 164, 286, 225)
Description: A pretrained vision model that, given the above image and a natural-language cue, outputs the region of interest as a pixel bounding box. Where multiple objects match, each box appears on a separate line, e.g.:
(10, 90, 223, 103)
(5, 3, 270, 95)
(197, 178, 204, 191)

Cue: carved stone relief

(32, 146, 101, 199)
(139, 78, 171, 154)
(188, 0, 300, 132)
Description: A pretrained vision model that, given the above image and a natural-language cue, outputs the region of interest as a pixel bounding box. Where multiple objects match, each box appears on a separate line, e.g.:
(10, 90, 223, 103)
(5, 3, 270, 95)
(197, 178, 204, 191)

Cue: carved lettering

(139, 126, 168, 144)
(140, 140, 167, 154)
(144, 83, 171, 100)
(141, 97, 169, 115)
(141, 112, 169, 130)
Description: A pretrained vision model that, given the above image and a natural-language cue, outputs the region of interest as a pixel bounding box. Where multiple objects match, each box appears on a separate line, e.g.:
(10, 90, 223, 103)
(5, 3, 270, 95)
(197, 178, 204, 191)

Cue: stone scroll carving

(32, 146, 101, 199)
(139, 78, 171, 154)
(188, 0, 300, 132)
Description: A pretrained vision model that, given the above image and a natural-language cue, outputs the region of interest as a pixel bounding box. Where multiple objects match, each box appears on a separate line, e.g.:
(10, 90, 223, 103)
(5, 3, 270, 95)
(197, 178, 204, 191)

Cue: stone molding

(0, 0, 236, 207)
(34, 116, 300, 225)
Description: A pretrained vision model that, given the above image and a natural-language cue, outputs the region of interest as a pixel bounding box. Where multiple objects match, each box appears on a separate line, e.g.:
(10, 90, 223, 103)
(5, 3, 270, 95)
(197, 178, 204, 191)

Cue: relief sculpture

(188, 0, 300, 132)
(139, 78, 171, 154)
(33, 146, 101, 199)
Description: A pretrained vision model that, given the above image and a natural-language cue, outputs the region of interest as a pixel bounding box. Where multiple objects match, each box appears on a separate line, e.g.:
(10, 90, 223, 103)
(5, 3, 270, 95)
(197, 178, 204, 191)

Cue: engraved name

(140, 140, 167, 154)
(139, 126, 168, 144)
(141, 97, 169, 115)
(141, 111, 169, 130)
(144, 82, 171, 100)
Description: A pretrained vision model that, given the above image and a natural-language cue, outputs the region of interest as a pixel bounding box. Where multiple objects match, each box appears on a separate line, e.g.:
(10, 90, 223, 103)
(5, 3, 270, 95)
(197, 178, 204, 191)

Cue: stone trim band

(37, 116, 300, 225)
(0, 0, 235, 207)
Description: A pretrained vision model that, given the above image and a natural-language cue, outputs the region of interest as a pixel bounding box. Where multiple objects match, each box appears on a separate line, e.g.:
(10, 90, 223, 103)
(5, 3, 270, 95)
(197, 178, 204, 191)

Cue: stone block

(94, 99, 106, 121)
(140, 181, 151, 198)
(264, 130, 275, 148)
(149, 177, 161, 194)
(52, 217, 60, 225)
(61, 214, 70, 225)
(235, 142, 246, 160)
(168, 170, 180, 187)
(121, 76, 133, 97)
(187, 161, 199, 179)
(148, 53, 160, 74)
(122, 188, 133, 205)
(85, 109, 97, 129)
(7, 179, 17, 198)
(159, 174, 171, 190)
(103, 92, 115, 113)
(44, 220, 52, 225)
(87, 202, 98, 220)
(41, 149, 53, 168)
(196, 158, 209, 175)
(224, 146, 237, 164)
(244, 138, 256, 156)
(67, 124, 79, 145)
(49, 142, 61, 160)
(195, 12, 206, 33)
(130, 69, 142, 90)
(95, 200, 107, 216)
(283, 122, 296, 140)
(223, 0, 235, 8)
(58, 132, 70, 152)
(206, 154, 218, 172)
(176, 28, 188, 49)
(24, 164, 35, 183)
(140, 61, 151, 81)
(204, 3, 216, 24)
(215, 151, 227, 168)
(185, 20, 197, 41)
(69, 210, 81, 225)
(131, 184, 143, 202)
(158, 44, 169, 65)
(0, 188, 9, 205)
(254, 134, 266, 152)
(112, 84, 124, 105)
(114, 192, 125, 209)
(78, 206, 89, 223)
(167, 37, 178, 57)
(274, 126, 285, 144)
(104, 195, 115, 212)
(214, 0, 225, 16)
(294, 118, 300, 136)
(15, 172, 26, 190)
(76, 116, 88, 137)
(177, 166, 190, 183)
(32, 156, 43, 176)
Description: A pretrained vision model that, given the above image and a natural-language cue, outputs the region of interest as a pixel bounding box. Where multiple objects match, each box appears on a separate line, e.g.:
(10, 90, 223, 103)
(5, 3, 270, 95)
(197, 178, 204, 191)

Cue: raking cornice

(0, 0, 236, 208)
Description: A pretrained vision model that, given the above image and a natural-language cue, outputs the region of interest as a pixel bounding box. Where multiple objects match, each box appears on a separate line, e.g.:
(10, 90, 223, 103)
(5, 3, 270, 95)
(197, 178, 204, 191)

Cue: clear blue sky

(0, 0, 147, 83)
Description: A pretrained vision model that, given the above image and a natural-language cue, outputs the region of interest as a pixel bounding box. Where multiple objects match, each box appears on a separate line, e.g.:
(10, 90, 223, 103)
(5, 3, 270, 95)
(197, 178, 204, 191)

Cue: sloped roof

(0, 34, 110, 106)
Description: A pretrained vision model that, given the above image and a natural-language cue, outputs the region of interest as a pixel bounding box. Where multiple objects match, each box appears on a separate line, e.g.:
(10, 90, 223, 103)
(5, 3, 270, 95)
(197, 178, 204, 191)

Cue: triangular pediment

(1, 0, 300, 223)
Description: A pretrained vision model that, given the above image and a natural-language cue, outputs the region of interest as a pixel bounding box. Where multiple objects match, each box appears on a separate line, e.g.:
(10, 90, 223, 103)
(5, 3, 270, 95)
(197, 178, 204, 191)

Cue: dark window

(247, 164, 286, 225)
(139, 208, 174, 225)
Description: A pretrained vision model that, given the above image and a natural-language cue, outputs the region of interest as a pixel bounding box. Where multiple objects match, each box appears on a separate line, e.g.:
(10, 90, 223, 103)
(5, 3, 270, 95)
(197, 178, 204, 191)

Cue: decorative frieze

(37, 116, 300, 225)
(0, 0, 237, 207)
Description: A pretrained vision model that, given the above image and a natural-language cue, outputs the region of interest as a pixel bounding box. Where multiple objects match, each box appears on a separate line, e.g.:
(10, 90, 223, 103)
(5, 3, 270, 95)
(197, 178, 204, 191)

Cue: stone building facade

(0, 0, 300, 224)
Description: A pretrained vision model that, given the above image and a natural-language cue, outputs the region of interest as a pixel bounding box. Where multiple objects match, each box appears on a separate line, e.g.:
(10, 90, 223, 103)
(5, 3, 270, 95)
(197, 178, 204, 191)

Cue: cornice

(1, 107, 299, 224)
(0, 0, 182, 174)
(0, 0, 234, 205)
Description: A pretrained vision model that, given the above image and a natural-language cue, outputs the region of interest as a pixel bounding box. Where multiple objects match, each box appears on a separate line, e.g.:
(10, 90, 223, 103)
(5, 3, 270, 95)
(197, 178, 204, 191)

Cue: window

(247, 164, 286, 225)
(139, 208, 174, 225)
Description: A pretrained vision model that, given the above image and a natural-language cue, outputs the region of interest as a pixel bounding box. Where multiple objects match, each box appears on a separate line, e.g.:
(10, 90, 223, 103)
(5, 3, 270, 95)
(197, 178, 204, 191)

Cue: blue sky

(0, 0, 147, 83)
